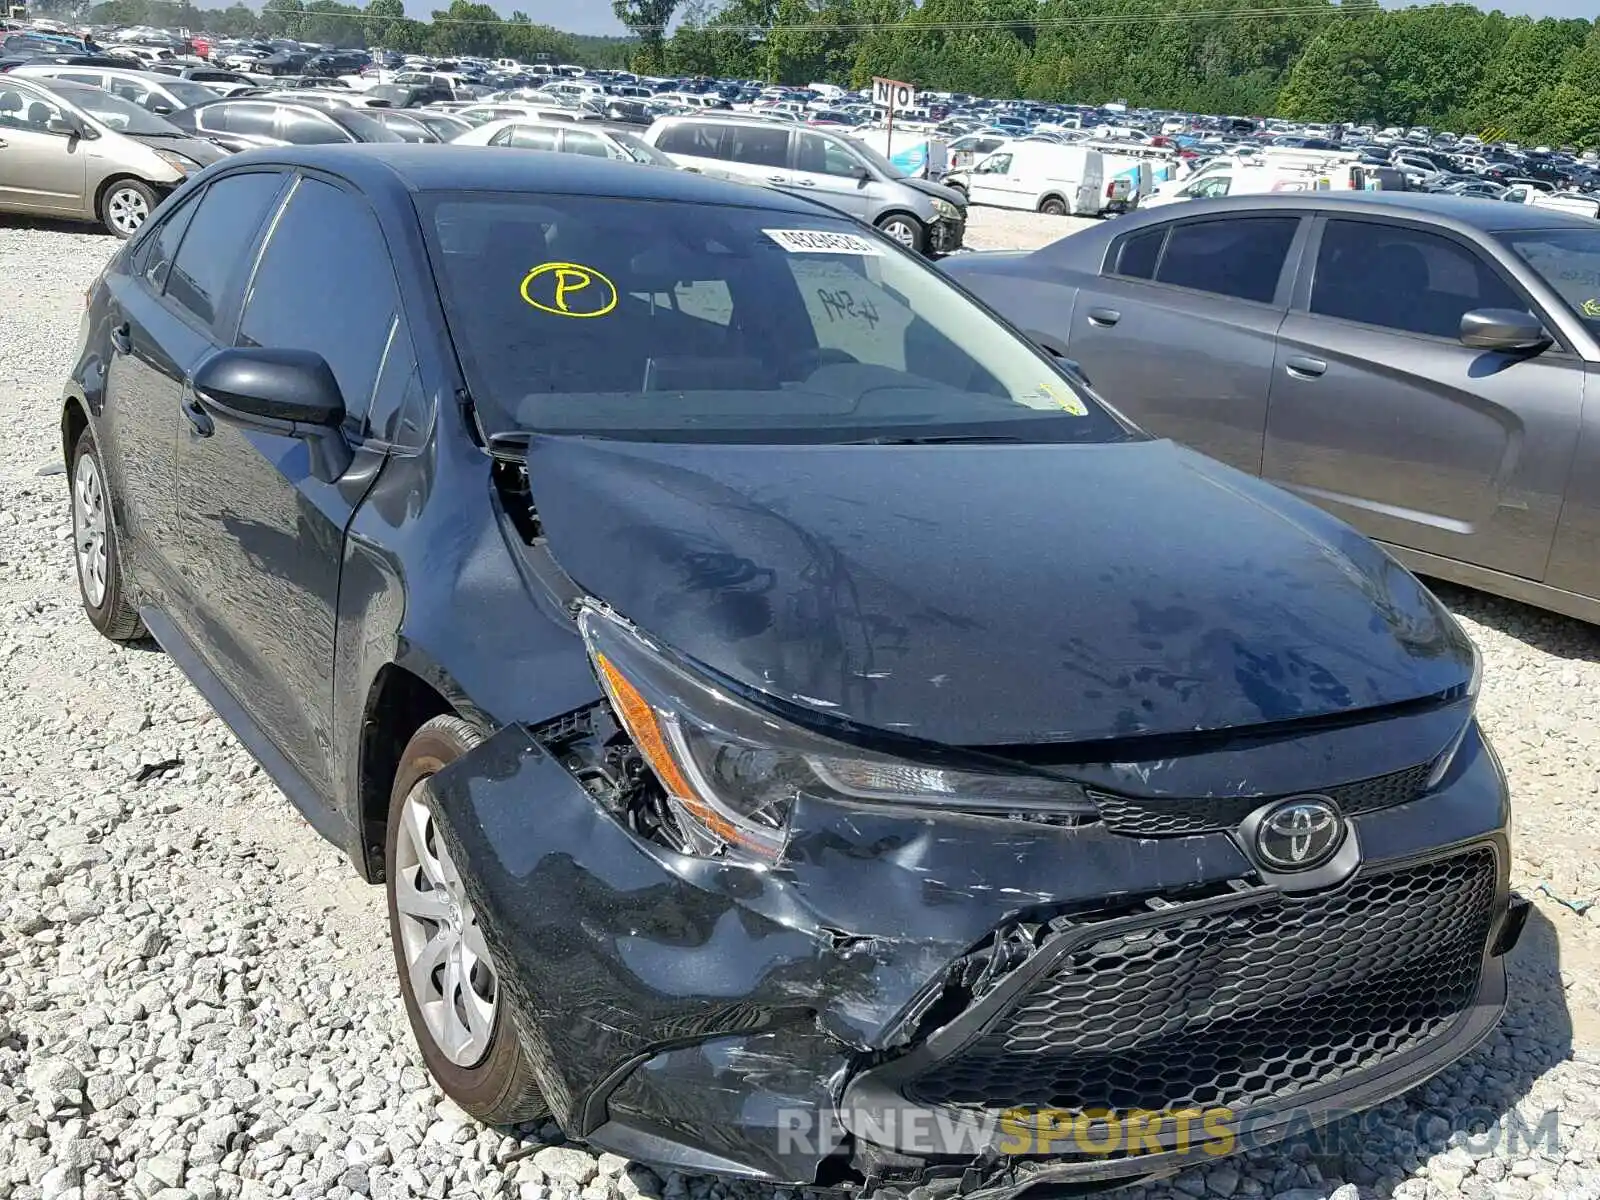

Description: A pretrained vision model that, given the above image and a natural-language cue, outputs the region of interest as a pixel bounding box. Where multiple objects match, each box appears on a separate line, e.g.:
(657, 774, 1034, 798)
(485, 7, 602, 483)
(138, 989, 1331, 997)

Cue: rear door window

(1110, 227, 1164, 279)
(140, 187, 201, 292)
(725, 123, 789, 169)
(164, 171, 287, 330)
(1153, 216, 1298, 304)
(655, 122, 720, 156)
(216, 102, 277, 137)
(498, 125, 558, 150)
(561, 129, 612, 158)
(277, 107, 347, 145)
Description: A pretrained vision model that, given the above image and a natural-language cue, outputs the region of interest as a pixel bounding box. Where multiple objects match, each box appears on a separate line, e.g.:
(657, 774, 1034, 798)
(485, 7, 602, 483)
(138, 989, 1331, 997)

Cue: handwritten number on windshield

(817, 287, 880, 329)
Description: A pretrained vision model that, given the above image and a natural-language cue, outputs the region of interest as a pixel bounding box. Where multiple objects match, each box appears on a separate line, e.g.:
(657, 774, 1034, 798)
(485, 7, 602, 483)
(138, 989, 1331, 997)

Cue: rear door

(1063, 213, 1304, 473)
(1264, 215, 1583, 581)
(722, 121, 792, 189)
(171, 172, 400, 798)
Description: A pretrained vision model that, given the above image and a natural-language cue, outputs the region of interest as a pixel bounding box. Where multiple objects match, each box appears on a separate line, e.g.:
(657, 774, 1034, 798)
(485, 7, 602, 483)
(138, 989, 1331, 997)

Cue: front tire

(99, 179, 158, 238)
(386, 715, 550, 1124)
(70, 426, 145, 642)
(876, 213, 925, 253)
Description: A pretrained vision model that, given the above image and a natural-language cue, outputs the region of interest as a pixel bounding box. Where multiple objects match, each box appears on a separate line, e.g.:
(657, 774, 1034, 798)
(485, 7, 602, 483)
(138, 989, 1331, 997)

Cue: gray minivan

(643, 114, 966, 255)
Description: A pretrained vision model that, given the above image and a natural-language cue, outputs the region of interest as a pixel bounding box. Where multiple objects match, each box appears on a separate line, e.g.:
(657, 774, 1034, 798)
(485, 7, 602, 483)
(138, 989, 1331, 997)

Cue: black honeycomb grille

(905, 848, 1496, 1118)
(1088, 762, 1434, 837)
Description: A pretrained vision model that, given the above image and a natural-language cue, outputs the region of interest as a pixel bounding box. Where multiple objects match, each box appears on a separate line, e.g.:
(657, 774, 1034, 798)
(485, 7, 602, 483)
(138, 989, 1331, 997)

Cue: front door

(790, 130, 872, 219)
(1064, 213, 1303, 473)
(1263, 215, 1583, 581)
(0, 87, 87, 215)
(172, 173, 398, 798)
(967, 150, 1018, 208)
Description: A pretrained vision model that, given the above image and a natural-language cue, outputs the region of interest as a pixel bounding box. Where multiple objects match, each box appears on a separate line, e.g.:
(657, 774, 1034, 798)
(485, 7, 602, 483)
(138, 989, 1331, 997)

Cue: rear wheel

(1039, 196, 1068, 216)
(70, 426, 145, 642)
(876, 213, 924, 252)
(99, 179, 158, 238)
(386, 715, 550, 1124)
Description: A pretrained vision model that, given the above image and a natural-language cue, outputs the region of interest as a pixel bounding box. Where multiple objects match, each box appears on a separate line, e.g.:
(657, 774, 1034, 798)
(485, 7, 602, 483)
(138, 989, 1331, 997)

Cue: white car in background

(450, 117, 679, 167)
(7, 64, 219, 116)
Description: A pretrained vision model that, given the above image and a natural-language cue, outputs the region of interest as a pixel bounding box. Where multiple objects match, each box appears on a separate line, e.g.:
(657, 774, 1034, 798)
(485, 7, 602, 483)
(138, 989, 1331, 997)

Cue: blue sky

(473, 0, 1591, 39)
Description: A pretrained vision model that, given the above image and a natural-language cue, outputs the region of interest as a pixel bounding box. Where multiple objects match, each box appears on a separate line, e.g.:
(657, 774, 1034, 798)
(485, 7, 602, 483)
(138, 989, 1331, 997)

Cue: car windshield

(1500, 229, 1600, 331)
(163, 79, 220, 106)
(611, 130, 675, 166)
(420, 192, 1128, 444)
(48, 82, 181, 134)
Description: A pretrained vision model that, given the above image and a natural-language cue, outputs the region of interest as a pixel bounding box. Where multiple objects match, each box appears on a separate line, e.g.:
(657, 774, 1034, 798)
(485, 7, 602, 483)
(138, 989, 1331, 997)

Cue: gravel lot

(2, 210, 1599, 1200)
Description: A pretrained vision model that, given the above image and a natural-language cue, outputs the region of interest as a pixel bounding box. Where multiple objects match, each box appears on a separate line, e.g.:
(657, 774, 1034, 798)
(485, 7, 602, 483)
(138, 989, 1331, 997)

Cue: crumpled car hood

(520, 435, 1473, 747)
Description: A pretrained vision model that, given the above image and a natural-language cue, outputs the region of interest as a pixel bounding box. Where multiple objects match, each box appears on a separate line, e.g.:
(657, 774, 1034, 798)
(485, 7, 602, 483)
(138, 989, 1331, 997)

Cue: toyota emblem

(1255, 797, 1343, 870)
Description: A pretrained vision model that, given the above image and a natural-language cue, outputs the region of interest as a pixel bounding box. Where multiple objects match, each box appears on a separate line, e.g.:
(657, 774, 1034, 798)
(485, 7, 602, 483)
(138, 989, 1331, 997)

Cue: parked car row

(0, 68, 971, 254)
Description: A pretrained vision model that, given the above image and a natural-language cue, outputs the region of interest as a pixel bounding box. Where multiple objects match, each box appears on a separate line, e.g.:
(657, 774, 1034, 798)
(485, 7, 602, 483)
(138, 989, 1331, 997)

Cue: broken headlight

(577, 604, 1095, 865)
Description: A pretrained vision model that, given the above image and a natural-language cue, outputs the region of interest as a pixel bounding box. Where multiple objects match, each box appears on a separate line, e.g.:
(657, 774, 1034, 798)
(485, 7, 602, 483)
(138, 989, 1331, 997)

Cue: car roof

(210, 143, 836, 213)
(1111, 190, 1597, 235)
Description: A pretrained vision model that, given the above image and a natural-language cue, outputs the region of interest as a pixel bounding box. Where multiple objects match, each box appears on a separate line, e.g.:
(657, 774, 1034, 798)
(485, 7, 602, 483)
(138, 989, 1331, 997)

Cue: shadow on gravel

(1424, 578, 1600, 664)
(0, 213, 117, 238)
(1247, 905, 1573, 1196)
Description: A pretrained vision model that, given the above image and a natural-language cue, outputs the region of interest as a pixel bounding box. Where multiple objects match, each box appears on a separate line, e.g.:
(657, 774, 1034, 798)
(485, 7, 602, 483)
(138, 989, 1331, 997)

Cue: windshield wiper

(839, 433, 1031, 445)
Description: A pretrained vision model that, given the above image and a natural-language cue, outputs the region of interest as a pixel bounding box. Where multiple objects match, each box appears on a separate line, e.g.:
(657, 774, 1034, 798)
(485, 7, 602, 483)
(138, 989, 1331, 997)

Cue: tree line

(37, 0, 1600, 146)
(647, 0, 1600, 146)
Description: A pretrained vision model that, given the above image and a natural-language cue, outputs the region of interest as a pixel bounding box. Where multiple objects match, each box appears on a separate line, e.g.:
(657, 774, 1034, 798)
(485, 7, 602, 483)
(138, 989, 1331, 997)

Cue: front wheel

(876, 213, 925, 253)
(386, 715, 550, 1125)
(99, 179, 158, 238)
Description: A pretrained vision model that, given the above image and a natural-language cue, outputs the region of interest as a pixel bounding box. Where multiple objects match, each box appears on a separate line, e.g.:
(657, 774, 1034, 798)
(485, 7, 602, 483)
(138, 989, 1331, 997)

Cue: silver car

(944, 191, 1600, 624)
(643, 114, 966, 255)
(0, 77, 225, 235)
(7, 65, 220, 116)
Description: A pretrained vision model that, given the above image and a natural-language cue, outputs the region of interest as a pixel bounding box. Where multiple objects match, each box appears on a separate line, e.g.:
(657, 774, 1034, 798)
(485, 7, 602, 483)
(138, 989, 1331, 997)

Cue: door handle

(181, 384, 214, 437)
(794, 178, 816, 186)
(1285, 355, 1327, 379)
(110, 322, 132, 354)
(767, 174, 786, 184)
(0, 137, 8, 149)
(1086, 307, 1120, 327)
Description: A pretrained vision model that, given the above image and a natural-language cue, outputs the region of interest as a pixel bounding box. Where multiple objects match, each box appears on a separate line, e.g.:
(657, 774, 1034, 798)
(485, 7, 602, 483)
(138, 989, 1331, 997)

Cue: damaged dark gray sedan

(62, 145, 1526, 1197)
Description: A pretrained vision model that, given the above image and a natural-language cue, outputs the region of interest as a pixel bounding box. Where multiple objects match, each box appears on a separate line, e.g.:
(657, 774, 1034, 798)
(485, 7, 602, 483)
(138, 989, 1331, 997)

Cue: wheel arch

(61, 395, 90, 472)
(356, 663, 457, 882)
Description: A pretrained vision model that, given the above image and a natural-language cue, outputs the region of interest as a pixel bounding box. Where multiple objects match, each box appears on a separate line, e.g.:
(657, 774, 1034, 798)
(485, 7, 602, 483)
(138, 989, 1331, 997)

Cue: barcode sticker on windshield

(764, 228, 883, 256)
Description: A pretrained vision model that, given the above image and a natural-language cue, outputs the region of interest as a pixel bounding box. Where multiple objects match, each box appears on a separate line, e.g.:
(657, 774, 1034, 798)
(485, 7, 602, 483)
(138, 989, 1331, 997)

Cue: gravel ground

(963, 206, 1101, 250)
(2, 216, 1600, 1200)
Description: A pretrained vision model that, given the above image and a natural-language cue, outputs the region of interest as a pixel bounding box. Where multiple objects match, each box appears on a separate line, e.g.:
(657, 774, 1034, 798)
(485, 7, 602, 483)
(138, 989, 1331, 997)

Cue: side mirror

(1459, 308, 1551, 354)
(46, 115, 77, 136)
(851, 163, 871, 183)
(192, 348, 353, 480)
(149, 101, 174, 114)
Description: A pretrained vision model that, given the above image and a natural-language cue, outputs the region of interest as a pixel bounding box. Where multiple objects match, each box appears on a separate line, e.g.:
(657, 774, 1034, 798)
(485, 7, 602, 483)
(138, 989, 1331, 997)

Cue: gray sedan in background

(944, 192, 1600, 624)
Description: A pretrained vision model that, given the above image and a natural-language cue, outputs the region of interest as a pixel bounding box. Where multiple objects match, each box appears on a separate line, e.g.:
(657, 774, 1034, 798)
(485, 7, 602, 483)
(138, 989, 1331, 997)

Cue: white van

(1145, 159, 1365, 207)
(958, 142, 1117, 216)
(1084, 139, 1179, 209)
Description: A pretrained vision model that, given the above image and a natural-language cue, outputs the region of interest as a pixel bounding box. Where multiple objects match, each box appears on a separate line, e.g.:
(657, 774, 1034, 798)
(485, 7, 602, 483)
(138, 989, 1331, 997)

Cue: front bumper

(425, 720, 1519, 1194)
(928, 215, 965, 256)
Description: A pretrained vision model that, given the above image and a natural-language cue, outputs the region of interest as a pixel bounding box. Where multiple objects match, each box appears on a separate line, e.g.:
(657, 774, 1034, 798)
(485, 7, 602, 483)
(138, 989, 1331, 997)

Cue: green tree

(613, 0, 679, 72)
(260, 0, 306, 37)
